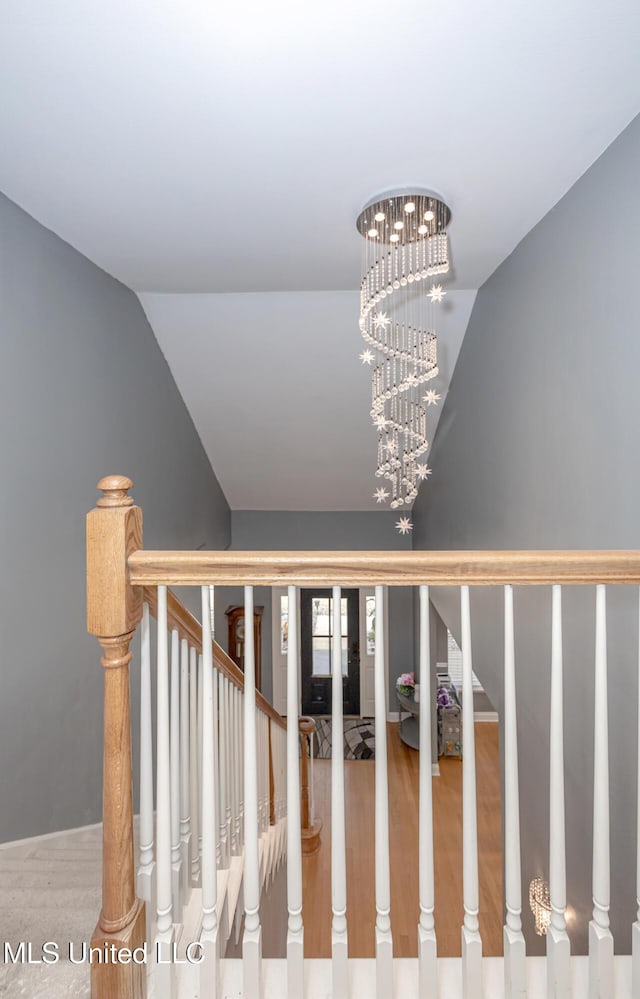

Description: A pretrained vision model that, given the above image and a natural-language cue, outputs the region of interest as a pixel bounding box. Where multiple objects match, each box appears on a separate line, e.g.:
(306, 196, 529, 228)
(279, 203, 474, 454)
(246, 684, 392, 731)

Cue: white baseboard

(432, 763, 440, 777)
(0, 819, 104, 851)
(391, 709, 498, 725)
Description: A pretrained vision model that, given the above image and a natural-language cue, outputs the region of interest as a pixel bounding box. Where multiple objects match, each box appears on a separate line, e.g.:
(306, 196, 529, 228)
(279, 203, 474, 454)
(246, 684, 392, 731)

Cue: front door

(300, 588, 360, 716)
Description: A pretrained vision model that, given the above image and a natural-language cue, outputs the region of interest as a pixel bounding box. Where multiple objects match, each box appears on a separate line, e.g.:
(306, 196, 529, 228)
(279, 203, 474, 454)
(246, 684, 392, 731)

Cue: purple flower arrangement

(437, 686, 453, 708)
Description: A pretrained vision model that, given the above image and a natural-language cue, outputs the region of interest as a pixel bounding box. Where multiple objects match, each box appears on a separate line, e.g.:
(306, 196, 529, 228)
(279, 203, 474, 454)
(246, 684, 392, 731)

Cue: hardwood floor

(302, 721, 502, 958)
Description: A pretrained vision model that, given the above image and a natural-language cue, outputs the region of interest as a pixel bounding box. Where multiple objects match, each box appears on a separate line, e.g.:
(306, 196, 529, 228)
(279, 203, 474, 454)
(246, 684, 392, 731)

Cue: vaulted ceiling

(2, 2, 639, 508)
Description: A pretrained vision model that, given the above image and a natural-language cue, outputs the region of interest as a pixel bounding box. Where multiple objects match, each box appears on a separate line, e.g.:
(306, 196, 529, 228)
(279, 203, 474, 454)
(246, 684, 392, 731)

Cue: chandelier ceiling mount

(355, 189, 451, 244)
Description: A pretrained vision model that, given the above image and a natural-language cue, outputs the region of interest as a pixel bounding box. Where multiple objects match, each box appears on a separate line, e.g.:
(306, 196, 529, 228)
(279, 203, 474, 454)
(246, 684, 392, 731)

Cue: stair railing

(87, 476, 287, 999)
(88, 474, 640, 999)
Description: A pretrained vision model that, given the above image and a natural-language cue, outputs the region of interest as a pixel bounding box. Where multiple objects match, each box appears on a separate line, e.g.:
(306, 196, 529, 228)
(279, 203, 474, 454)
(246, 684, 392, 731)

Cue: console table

(396, 689, 419, 750)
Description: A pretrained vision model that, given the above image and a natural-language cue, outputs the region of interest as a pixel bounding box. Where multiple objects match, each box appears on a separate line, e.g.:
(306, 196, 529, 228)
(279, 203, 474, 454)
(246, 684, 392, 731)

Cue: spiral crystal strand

(357, 192, 451, 507)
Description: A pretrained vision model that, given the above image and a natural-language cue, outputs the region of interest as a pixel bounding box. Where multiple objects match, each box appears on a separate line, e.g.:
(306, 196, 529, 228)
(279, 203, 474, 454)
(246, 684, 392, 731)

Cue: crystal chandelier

(529, 878, 552, 935)
(356, 191, 451, 508)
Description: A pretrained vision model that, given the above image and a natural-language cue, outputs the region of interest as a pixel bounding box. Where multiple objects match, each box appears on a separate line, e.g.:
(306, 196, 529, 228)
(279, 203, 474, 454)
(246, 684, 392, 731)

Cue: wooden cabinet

(225, 605, 263, 691)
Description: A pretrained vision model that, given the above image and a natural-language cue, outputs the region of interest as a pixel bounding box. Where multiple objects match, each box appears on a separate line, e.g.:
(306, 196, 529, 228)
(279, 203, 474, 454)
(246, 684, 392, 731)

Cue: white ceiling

(141, 290, 476, 509)
(1, 1, 639, 508)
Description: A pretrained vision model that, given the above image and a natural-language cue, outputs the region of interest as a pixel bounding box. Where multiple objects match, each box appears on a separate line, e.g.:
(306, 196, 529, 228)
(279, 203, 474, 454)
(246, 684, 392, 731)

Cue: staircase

(87, 475, 640, 998)
(139, 587, 288, 983)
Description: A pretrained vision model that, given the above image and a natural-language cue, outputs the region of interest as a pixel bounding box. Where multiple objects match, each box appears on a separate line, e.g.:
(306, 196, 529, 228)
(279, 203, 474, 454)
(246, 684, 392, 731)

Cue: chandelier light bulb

(367, 228, 379, 238)
(423, 209, 435, 221)
(404, 201, 415, 213)
(390, 233, 400, 243)
(418, 224, 429, 234)
(393, 220, 404, 230)
(374, 211, 386, 222)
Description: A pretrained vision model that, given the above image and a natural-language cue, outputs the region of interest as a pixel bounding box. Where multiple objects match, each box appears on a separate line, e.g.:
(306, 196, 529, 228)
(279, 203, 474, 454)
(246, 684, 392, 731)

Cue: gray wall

(214, 511, 415, 708)
(0, 192, 230, 843)
(412, 113, 640, 952)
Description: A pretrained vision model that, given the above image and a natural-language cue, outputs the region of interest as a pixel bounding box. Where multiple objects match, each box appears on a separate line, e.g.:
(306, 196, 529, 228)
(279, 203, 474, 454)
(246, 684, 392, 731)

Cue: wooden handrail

(129, 549, 640, 587)
(142, 585, 286, 731)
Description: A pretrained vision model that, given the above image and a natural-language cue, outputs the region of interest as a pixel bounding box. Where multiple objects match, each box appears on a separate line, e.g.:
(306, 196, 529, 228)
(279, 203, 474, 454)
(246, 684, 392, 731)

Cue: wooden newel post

(299, 717, 322, 855)
(87, 475, 146, 999)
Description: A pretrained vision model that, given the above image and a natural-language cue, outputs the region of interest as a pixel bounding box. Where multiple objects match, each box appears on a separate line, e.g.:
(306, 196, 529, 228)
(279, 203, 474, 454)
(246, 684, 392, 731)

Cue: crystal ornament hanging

(357, 192, 451, 506)
(395, 516, 413, 535)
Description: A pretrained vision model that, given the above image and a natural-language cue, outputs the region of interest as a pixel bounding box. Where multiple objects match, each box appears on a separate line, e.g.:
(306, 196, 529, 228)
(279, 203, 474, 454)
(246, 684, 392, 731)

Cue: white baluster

(239, 685, 245, 852)
(264, 715, 268, 831)
(180, 638, 192, 901)
(589, 585, 613, 999)
(243, 585, 262, 998)
(503, 586, 526, 998)
(264, 715, 269, 832)
(286, 584, 304, 997)
(332, 585, 349, 998)
(257, 713, 263, 890)
(262, 715, 270, 882)
(170, 628, 182, 919)
(258, 713, 265, 845)
(258, 715, 264, 886)
(418, 586, 437, 998)
(189, 646, 201, 886)
(374, 585, 392, 998)
(226, 678, 233, 860)
(309, 734, 315, 828)
(269, 716, 275, 879)
(548, 585, 571, 999)
(233, 681, 245, 949)
(283, 724, 289, 863)
(227, 680, 235, 857)
(154, 586, 175, 996)
(265, 715, 272, 878)
(138, 602, 155, 942)
(282, 722, 288, 864)
(200, 585, 219, 998)
(266, 715, 271, 829)
(272, 720, 279, 871)
(268, 721, 273, 802)
(276, 722, 284, 866)
(633, 587, 640, 995)
(276, 723, 282, 866)
(219, 670, 228, 869)
(460, 585, 482, 999)
(234, 684, 242, 855)
(214, 664, 221, 872)
(198, 652, 204, 871)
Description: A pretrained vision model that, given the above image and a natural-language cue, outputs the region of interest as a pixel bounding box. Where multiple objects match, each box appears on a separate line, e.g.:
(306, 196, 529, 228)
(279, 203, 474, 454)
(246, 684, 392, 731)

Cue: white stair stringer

(145, 816, 289, 994)
(258, 817, 287, 892)
(147, 955, 633, 999)
(225, 852, 244, 941)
